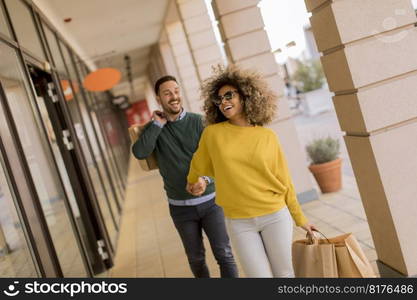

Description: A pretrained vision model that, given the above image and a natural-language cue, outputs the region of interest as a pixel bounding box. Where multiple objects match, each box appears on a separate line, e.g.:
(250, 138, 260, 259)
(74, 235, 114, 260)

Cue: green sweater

(132, 112, 215, 200)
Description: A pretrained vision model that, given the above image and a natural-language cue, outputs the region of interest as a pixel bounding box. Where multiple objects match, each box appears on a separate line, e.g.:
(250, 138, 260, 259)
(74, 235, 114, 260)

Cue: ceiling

(34, 0, 170, 98)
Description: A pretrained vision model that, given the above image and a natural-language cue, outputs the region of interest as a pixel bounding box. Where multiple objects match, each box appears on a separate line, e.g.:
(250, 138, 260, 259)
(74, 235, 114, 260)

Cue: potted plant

(306, 136, 342, 193)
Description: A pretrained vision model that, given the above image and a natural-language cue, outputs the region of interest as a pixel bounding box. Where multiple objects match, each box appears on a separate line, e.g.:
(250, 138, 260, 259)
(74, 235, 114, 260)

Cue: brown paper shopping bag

(330, 233, 377, 278)
(128, 124, 158, 171)
(292, 233, 338, 277)
(293, 231, 376, 278)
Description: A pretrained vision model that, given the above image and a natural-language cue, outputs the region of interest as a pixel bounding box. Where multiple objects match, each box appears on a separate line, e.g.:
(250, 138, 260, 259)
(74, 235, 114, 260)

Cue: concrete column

(146, 37, 184, 111)
(213, 0, 317, 203)
(162, 0, 202, 113)
(306, 0, 417, 276)
(158, 30, 182, 82)
(176, 0, 227, 79)
(147, 44, 168, 86)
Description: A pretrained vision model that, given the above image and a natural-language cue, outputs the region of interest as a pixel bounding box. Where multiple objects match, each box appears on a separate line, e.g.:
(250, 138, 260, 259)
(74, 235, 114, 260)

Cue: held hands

(152, 110, 167, 125)
(186, 177, 207, 196)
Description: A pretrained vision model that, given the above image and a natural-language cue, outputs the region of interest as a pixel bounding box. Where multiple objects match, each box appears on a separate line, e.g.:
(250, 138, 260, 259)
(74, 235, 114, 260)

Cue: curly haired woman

(186, 65, 317, 278)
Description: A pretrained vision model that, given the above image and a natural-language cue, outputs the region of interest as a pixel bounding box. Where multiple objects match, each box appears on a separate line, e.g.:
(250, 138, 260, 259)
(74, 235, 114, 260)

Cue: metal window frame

(88, 89, 129, 192)
(0, 130, 42, 277)
(42, 32, 117, 261)
(24, 62, 94, 277)
(49, 64, 116, 270)
(57, 40, 120, 235)
(34, 19, 115, 272)
(0, 80, 62, 277)
(70, 53, 123, 212)
(0, 1, 13, 40)
(88, 93, 127, 193)
(26, 65, 113, 275)
(35, 8, 118, 265)
(0, 0, 118, 276)
(83, 89, 127, 203)
(85, 84, 128, 199)
(2, 0, 48, 63)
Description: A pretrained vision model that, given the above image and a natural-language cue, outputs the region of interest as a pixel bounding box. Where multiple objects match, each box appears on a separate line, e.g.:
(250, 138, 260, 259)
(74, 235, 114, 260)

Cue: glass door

(26, 65, 114, 276)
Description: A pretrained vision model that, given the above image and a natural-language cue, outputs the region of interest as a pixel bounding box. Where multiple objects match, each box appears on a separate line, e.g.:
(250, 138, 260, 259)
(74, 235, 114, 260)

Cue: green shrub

(291, 59, 325, 93)
(306, 136, 340, 165)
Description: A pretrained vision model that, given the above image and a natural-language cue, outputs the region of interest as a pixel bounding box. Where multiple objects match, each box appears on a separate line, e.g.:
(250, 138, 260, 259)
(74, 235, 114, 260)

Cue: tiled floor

(107, 155, 380, 278)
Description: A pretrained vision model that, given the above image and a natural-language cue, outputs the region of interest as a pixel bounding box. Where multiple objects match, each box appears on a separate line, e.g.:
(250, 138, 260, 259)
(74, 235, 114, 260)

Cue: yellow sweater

(187, 121, 308, 226)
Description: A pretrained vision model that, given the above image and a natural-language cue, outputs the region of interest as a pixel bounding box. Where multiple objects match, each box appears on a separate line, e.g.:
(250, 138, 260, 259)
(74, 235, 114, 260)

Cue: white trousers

(225, 207, 294, 278)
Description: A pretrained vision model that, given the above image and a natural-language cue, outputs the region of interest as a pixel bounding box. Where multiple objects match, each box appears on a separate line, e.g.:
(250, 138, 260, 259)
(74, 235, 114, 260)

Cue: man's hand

(186, 177, 207, 196)
(186, 182, 194, 195)
(152, 110, 167, 125)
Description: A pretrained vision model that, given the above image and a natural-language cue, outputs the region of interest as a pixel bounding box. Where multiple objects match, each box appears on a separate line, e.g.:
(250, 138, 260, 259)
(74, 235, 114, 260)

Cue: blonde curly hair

(201, 65, 278, 126)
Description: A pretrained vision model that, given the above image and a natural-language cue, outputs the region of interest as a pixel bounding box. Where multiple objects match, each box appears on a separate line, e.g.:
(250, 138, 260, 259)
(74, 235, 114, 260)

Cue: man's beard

(162, 98, 182, 115)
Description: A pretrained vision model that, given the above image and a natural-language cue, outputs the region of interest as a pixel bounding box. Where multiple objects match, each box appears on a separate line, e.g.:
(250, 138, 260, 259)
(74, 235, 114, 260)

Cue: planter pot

(308, 158, 342, 193)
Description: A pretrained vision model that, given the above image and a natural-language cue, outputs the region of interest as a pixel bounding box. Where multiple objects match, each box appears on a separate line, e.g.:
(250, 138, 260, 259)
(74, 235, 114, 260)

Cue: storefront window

(0, 4, 11, 38)
(4, 0, 46, 60)
(74, 59, 124, 207)
(42, 23, 65, 73)
(58, 42, 119, 245)
(0, 42, 86, 276)
(0, 155, 38, 277)
(88, 93, 125, 205)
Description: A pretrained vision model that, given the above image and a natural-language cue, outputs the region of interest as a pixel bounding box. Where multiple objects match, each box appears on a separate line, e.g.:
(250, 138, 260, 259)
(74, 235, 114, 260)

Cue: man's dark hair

(154, 75, 178, 94)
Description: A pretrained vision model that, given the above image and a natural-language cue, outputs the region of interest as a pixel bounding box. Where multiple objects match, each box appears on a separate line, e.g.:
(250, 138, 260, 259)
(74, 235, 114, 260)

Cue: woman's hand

(186, 177, 207, 196)
(300, 223, 318, 237)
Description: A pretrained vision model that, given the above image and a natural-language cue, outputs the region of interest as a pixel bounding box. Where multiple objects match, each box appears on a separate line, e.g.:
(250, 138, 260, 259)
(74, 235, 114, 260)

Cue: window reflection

(0, 43, 86, 276)
(89, 98, 124, 205)
(78, 65, 125, 203)
(74, 59, 123, 210)
(44, 26, 119, 246)
(4, 0, 46, 60)
(59, 43, 119, 245)
(0, 4, 11, 37)
(0, 157, 38, 277)
(42, 23, 65, 72)
(95, 95, 128, 189)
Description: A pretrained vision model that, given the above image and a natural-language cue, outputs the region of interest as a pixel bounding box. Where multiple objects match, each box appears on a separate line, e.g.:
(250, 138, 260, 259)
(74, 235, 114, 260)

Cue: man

(132, 75, 238, 278)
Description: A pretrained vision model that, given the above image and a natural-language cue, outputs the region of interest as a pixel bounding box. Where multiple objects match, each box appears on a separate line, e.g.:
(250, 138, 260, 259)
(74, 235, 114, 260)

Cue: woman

(186, 65, 317, 278)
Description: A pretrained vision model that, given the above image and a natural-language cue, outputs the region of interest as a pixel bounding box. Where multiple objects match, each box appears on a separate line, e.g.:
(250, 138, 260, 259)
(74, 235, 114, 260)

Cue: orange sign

(60, 79, 73, 101)
(60, 80, 80, 101)
(83, 68, 121, 92)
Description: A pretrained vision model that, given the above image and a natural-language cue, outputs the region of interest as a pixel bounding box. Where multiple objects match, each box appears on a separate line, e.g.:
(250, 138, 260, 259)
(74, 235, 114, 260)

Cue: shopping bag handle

(306, 229, 331, 244)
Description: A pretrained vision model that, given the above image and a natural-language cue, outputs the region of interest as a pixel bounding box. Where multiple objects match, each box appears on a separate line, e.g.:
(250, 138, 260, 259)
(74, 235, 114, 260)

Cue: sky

(260, 0, 311, 63)
(261, 0, 417, 63)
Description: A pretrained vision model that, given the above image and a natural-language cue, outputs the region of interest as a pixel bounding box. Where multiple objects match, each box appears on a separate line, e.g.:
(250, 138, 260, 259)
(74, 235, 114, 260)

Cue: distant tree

(291, 59, 325, 93)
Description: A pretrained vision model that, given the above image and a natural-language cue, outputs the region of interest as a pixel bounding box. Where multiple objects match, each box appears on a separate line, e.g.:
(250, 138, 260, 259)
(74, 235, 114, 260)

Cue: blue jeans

(169, 198, 238, 278)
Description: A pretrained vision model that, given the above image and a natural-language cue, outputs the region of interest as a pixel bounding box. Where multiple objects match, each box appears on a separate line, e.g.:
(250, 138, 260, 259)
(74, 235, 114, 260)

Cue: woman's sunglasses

(212, 90, 239, 106)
